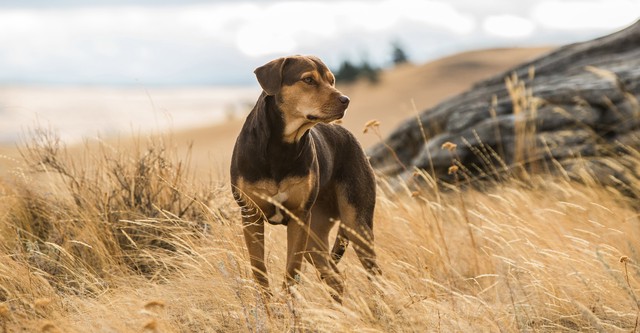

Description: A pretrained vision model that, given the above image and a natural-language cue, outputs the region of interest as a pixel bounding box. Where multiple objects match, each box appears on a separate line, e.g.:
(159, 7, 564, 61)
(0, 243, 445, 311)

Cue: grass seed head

(144, 300, 166, 311)
(441, 141, 457, 152)
(34, 298, 52, 308)
(143, 319, 158, 332)
(363, 119, 381, 134)
(620, 256, 630, 263)
(448, 165, 459, 175)
(0, 303, 9, 317)
(41, 322, 62, 333)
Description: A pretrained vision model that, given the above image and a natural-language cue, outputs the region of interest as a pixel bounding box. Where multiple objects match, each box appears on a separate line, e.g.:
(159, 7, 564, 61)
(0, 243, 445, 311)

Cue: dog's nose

(339, 95, 350, 106)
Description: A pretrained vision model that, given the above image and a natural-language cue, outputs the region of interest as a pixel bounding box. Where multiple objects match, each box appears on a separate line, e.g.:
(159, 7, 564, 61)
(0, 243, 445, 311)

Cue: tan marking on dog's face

(276, 56, 349, 143)
(236, 174, 317, 223)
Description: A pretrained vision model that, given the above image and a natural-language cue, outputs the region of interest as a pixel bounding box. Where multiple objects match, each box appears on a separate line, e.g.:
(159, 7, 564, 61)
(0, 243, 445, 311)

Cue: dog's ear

(254, 57, 288, 96)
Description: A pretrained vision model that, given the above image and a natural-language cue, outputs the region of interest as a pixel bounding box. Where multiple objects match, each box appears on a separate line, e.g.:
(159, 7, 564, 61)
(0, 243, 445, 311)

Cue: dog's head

(254, 55, 350, 126)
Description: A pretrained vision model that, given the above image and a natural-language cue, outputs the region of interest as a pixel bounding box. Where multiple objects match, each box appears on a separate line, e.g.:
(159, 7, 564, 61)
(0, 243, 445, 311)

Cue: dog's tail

(330, 227, 349, 264)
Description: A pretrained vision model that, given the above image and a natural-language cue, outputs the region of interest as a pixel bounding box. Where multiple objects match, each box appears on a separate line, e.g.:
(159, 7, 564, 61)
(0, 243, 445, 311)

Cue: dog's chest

(237, 175, 316, 224)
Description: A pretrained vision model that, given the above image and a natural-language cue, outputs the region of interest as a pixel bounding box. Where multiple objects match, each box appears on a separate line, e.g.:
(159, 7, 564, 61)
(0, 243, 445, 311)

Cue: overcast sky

(0, 0, 638, 85)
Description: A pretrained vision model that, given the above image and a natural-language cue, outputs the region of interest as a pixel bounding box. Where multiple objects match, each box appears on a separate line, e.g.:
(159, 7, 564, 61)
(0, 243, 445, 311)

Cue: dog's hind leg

(330, 227, 349, 264)
(306, 206, 344, 300)
(336, 189, 382, 276)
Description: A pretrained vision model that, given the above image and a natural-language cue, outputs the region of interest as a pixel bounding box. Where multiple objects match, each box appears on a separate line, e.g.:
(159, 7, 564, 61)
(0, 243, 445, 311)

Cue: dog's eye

(302, 77, 315, 85)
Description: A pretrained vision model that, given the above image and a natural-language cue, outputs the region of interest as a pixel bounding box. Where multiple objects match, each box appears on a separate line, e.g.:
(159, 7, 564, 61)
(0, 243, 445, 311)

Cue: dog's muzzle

(306, 95, 350, 122)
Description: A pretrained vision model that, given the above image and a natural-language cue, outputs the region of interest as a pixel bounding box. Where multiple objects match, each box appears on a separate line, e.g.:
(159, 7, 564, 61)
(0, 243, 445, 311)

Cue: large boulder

(368, 20, 640, 197)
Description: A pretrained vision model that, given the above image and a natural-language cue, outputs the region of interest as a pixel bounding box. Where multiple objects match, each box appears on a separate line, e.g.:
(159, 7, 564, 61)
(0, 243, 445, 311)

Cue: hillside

(0, 47, 551, 179)
(339, 47, 552, 148)
(165, 46, 552, 176)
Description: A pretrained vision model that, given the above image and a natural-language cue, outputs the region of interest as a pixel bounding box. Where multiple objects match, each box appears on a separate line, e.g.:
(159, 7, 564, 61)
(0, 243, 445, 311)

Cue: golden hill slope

(172, 46, 552, 176)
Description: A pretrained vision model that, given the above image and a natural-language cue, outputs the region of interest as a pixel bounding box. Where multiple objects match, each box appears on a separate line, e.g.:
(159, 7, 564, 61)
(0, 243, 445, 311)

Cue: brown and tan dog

(230, 55, 380, 301)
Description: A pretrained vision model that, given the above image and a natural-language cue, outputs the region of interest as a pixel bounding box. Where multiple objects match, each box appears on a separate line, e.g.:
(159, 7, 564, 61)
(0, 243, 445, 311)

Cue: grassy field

(0, 49, 638, 331)
(1, 125, 639, 333)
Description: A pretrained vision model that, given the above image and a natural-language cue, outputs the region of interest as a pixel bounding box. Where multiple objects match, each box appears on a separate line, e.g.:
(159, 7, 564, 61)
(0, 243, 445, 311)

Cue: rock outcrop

(368, 20, 640, 197)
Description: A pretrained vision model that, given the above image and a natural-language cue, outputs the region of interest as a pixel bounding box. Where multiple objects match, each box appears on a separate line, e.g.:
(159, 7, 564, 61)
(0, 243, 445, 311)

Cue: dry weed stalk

(620, 256, 640, 332)
(363, 119, 407, 172)
(412, 98, 442, 204)
(505, 71, 540, 178)
(442, 142, 480, 276)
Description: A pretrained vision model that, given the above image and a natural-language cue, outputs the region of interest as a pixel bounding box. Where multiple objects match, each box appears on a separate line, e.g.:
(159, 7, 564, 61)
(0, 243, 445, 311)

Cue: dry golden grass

(1, 57, 639, 331)
(1, 124, 639, 332)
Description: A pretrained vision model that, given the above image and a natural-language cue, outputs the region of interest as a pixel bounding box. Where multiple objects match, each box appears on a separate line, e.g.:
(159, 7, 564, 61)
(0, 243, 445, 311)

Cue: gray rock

(368, 20, 640, 197)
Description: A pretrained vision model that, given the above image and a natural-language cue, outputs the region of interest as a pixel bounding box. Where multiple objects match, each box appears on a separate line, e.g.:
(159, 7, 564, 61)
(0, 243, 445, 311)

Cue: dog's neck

(282, 117, 315, 143)
(263, 94, 315, 144)
(250, 94, 315, 181)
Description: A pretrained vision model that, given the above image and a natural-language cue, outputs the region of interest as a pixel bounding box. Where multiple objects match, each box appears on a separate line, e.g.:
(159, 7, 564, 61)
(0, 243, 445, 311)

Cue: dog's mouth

(306, 111, 345, 122)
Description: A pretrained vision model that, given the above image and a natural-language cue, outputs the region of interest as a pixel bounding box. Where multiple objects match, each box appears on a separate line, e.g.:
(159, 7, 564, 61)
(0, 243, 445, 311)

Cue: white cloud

(234, 2, 339, 57)
(236, 26, 297, 57)
(0, 6, 253, 83)
(0, 0, 634, 84)
(233, 0, 476, 57)
(391, 0, 476, 35)
(483, 14, 536, 38)
(532, 0, 640, 31)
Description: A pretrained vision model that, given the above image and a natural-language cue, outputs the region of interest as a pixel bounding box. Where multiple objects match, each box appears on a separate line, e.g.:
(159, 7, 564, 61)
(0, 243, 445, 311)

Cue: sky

(0, 0, 638, 86)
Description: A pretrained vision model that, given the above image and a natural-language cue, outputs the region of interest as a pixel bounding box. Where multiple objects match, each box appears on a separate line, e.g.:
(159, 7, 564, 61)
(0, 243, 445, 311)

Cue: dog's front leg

(242, 218, 271, 296)
(285, 211, 311, 289)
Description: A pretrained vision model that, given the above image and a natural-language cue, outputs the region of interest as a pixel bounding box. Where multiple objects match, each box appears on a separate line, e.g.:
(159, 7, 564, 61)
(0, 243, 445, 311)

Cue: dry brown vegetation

(2, 60, 640, 331)
(1, 125, 639, 332)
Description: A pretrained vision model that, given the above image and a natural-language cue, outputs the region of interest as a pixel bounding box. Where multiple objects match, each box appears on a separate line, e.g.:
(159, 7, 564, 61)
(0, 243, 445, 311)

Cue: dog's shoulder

(312, 122, 356, 142)
(311, 123, 363, 153)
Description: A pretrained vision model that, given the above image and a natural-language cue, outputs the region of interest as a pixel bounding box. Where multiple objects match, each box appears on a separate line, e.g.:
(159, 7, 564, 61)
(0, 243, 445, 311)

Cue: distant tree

(334, 58, 380, 84)
(391, 41, 409, 66)
(334, 60, 360, 83)
(359, 60, 380, 84)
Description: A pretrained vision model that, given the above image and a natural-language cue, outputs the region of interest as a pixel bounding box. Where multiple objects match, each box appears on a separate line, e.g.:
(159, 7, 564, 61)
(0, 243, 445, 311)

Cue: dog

(230, 55, 381, 301)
